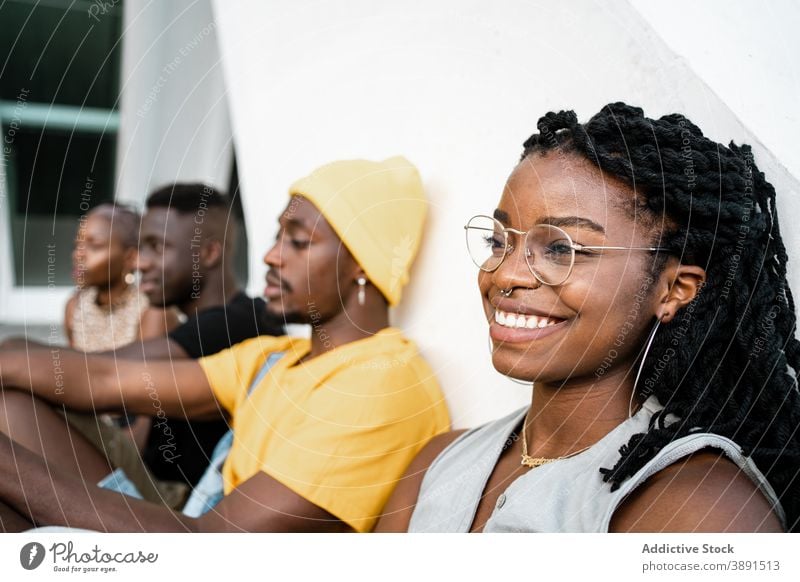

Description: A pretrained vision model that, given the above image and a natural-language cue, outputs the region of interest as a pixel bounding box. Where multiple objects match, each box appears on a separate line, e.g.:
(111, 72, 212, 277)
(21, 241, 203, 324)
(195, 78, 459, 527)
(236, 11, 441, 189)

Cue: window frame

(0, 99, 121, 324)
(0, 0, 124, 323)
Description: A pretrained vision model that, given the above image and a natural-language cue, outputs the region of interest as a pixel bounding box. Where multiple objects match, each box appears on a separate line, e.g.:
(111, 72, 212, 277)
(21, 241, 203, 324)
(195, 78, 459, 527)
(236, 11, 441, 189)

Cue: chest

(411, 405, 693, 533)
(72, 291, 142, 351)
(235, 372, 315, 438)
(420, 426, 620, 533)
(221, 372, 309, 481)
(469, 440, 529, 532)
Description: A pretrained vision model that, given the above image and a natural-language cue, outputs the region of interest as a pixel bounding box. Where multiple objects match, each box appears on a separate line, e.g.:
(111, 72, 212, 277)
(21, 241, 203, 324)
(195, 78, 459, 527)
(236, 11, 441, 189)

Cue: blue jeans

(98, 430, 233, 518)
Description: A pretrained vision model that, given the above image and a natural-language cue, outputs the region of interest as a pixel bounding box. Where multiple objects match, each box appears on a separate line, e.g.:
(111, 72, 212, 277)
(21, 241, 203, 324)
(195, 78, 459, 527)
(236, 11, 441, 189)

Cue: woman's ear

(655, 258, 706, 324)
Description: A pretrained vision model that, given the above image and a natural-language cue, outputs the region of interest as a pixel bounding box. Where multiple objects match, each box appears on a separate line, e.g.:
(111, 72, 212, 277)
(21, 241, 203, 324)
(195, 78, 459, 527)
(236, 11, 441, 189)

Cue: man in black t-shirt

(130, 184, 283, 487)
(146, 291, 276, 484)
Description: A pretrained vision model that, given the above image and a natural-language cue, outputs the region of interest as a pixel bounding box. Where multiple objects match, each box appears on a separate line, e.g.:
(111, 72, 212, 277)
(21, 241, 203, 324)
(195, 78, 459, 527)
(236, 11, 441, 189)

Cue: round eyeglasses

(464, 215, 670, 286)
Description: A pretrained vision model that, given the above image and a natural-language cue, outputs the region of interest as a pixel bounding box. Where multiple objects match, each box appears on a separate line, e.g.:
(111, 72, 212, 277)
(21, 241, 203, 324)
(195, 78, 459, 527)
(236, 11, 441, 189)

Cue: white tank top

(409, 396, 785, 532)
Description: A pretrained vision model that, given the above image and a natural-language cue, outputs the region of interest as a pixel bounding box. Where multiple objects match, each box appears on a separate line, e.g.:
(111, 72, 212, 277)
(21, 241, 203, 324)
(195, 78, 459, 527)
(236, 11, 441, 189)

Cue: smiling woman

(376, 102, 800, 533)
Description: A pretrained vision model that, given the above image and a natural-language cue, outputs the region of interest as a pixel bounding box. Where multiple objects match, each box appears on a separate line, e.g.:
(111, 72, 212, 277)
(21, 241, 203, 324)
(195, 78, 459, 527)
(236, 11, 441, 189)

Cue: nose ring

(499, 288, 513, 297)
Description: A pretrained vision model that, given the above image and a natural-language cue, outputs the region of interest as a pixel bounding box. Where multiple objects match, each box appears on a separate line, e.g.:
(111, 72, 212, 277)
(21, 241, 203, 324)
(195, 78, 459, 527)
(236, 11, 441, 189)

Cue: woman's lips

(489, 319, 568, 343)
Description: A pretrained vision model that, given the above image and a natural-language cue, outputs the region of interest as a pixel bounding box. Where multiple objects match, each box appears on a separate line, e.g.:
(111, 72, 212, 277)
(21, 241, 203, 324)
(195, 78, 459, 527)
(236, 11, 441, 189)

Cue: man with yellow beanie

(0, 157, 450, 533)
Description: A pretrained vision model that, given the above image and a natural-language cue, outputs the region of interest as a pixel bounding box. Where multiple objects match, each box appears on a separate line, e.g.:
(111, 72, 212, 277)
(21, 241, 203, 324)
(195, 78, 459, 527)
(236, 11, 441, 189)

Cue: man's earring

(124, 272, 136, 285)
(357, 277, 367, 306)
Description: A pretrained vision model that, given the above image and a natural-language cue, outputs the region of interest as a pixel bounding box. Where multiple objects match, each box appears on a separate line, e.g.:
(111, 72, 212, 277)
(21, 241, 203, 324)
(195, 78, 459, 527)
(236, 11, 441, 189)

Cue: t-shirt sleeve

(198, 337, 280, 414)
(259, 363, 447, 532)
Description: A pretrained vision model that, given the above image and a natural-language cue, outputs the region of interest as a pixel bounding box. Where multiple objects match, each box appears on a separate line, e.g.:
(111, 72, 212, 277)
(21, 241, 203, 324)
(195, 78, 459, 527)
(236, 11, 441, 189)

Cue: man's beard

(162, 278, 198, 309)
(265, 303, 309, 325)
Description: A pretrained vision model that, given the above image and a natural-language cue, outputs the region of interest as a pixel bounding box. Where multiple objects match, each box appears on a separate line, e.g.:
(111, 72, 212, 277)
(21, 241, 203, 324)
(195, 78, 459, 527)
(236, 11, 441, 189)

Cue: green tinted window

(0, 0, 122, 108)
(0, 0, 123, 286)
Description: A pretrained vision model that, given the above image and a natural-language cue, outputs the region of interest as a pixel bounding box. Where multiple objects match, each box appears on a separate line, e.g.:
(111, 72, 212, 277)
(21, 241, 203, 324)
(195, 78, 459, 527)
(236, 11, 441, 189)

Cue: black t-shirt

(143, 292, 283, 485)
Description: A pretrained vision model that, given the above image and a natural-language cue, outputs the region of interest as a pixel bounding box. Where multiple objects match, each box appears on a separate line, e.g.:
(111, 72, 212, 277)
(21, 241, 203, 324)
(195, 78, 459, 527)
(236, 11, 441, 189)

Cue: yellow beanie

(289, 156, 427, 306)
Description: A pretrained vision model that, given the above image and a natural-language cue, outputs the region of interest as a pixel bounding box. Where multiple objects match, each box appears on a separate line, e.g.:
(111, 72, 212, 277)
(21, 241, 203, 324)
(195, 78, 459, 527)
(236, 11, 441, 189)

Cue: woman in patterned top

(66, 203, 178, 351)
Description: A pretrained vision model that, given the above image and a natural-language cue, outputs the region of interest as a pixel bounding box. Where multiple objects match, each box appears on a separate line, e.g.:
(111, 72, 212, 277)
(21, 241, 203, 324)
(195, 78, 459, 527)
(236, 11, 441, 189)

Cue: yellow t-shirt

(198, 327, 450, 532)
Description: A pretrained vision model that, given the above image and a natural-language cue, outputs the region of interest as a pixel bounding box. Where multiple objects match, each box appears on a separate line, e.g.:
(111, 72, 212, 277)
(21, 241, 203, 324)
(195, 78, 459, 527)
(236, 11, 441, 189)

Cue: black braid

(521, 102, 800, 531)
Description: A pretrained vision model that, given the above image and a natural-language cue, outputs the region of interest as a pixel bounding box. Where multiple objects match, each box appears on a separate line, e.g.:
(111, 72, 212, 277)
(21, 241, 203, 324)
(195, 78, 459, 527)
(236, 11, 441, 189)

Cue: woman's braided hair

(521, 102, 800, 531)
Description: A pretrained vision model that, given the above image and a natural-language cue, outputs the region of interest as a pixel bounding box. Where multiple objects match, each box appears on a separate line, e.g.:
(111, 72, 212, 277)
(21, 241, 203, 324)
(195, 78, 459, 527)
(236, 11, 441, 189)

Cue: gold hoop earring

(357, 277, 367, 306)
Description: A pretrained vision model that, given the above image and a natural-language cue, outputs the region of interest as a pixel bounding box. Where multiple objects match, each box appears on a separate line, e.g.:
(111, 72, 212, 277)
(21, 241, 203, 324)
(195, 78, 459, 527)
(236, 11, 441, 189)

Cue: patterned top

(70, 285, 148, 352)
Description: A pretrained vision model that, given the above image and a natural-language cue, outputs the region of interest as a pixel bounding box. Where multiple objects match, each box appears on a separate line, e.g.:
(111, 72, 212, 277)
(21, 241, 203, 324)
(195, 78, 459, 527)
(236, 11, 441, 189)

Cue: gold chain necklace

(520, 413, 592, 468)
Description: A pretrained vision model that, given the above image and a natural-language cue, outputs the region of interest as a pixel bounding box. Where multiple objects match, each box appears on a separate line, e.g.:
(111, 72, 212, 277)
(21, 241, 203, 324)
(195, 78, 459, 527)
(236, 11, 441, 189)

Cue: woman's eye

(545, 241, 573, 255)
(482, 234, 504, 250)
(290, 239, 311, 250)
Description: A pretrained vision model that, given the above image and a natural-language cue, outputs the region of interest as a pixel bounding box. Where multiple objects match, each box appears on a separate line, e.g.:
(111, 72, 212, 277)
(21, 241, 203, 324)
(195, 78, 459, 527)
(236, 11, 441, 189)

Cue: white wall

(116, 0, 232, 206)
(630, 0, 800, 292)
(631, 0, 800, 181)
(211, 0, 800, 428)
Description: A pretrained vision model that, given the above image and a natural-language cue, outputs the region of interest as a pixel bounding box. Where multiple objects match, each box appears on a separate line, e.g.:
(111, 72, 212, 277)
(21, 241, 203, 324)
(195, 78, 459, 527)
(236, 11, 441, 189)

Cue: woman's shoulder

(373, 429, 468, 532)
(65, 290, 81, 312)
(64, 292, 80, 345)
(610, 449, 784, 532)
(410, 406, 527, 497)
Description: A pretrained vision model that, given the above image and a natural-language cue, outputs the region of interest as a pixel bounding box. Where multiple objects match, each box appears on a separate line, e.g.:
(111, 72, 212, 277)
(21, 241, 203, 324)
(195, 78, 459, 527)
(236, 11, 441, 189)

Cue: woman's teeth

(494, 309, 560, 329)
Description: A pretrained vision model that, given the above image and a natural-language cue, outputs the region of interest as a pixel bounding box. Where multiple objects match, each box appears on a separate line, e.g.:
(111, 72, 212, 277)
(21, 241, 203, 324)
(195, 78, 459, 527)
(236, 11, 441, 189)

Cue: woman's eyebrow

(539, 215, 605, 234)
(492, 210, 605, 234)
(493, 209, 510, 224)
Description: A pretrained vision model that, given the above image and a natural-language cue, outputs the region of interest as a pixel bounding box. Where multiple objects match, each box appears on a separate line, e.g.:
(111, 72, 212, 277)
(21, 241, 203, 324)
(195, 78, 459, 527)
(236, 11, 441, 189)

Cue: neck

(177, 269, 240, 314)
(524, 365, 635, 458)
(94, 278, 130, 306)
(307, 291, 389, 360)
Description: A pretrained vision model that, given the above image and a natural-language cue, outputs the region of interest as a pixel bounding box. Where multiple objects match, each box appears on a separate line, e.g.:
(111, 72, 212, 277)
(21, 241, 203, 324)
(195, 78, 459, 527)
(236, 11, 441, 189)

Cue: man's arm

(105, 336, 190, 360)
(0, 337, 42, 350)
(0, 432, 350, 532)
(0, 335, 190, 361)
(0, 346, 216, 419)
